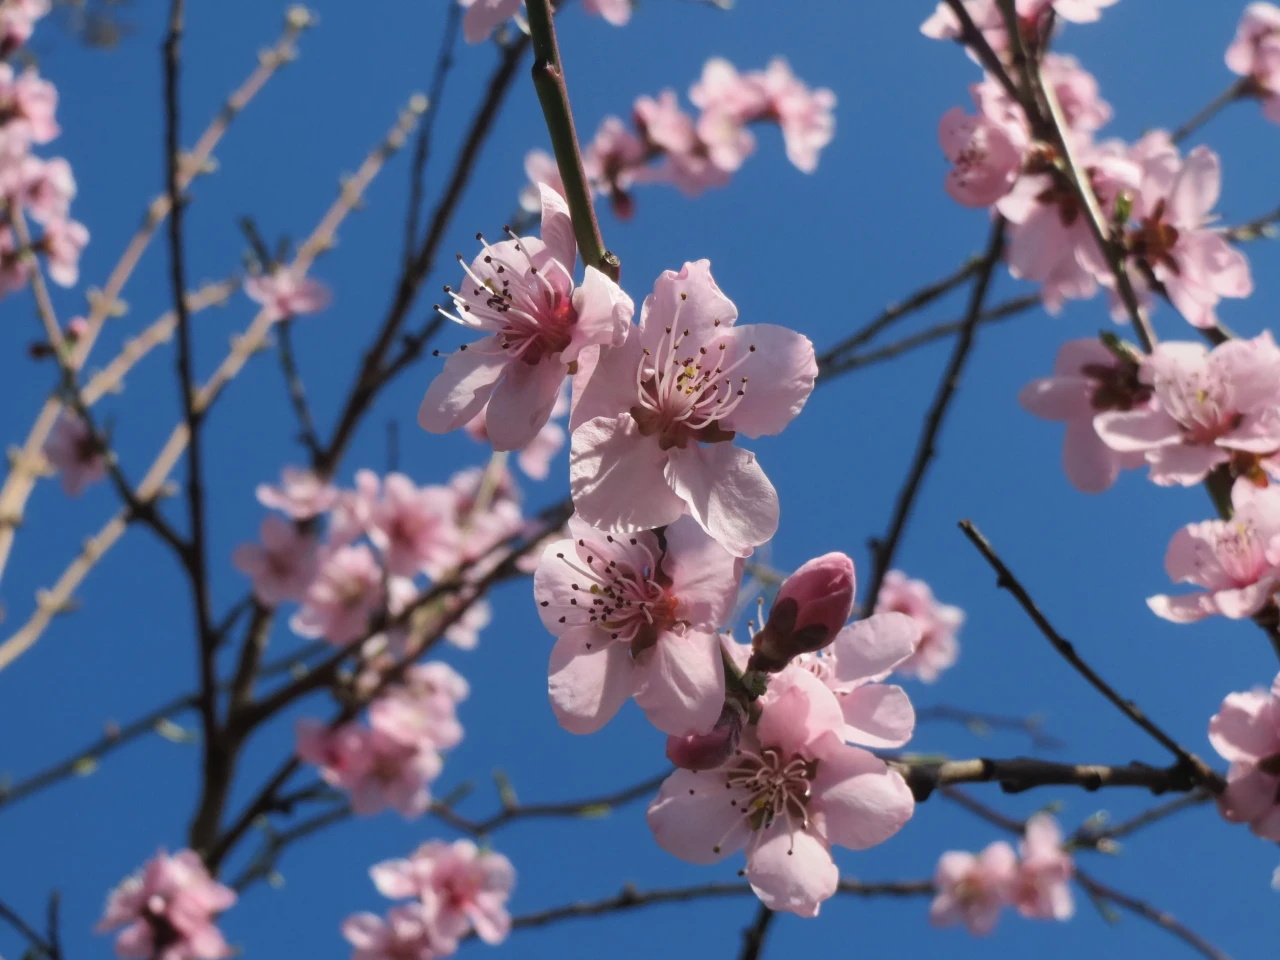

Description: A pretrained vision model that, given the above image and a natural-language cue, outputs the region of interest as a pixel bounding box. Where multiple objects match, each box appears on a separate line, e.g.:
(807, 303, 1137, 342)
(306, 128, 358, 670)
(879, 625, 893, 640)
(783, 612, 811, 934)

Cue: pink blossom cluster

(343, 839, 515, 959)
(244, 267, 331, 323)
(97, 849, 237, 960)
(930, 814, 1075, 935)
(296, 660, 469, 818)
(458, 0, 630, 45)
(1210, 672, 1280, 841)
(874, 569, 965, 683)
(520, 56, 834, 220)
(0, 1, 89, 296)
(1227, 3, 1280, 124)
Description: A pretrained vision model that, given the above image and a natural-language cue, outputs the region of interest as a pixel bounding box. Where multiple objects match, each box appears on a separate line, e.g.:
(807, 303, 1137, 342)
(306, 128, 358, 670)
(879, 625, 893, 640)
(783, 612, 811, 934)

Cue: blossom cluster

(521, 56, 835, 220)
(343, 839, 515, 959)
(0, 0, 89, 297)
(930, 814, 1075, 936)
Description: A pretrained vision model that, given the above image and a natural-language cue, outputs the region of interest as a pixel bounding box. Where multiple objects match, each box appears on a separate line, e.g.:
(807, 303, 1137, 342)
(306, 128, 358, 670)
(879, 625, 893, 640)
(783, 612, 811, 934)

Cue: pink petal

(538, 181, 576, 270)
(745, 824, 837, 918)
(569, 415, 686, 532)
(1017, 377, 1093, 421)
(568, 332, 644, 432)
(839, 683, 916, 748)
(662, 515, 741, 627)
(568, 267, 634, 360)
(721, 324, 818, 438)
(1209, 690, 1277, 763)
(812, 744, 915, 850)
(1147, 592, 1217, 623)
(665, 442, 779, 558)
(647, 768, 752, 865)
(1146, 443, 1227, 486)
(369, 860, 419, 899)
(1062, 418, 1122, 494)
(547, 627, 633, 734)
(462, 0, 521, 43)
(485, 357, 566, 451)
(633, 627, 725, 736)
(639, 260, 738, 352)
(1169, 146, 1221, 226)
(418, 337, 508, 434)
(1092, 408, 1181, 451)
(831, 613, 921, 684)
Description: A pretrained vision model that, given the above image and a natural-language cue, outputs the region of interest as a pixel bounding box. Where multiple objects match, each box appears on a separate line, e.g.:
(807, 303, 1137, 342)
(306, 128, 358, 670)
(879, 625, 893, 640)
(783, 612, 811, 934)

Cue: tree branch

(898, 756, 1206, 800)
(1075, 869, 1231, 960)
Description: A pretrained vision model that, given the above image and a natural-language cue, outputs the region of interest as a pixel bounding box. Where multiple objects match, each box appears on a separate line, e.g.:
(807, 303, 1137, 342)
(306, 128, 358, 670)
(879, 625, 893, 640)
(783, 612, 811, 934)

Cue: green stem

(523, 0, 619, 282)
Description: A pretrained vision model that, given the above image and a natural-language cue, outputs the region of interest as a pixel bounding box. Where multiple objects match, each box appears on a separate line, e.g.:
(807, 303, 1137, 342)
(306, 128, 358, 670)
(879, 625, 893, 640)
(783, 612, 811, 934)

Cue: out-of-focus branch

(275, 319, 323, 459)
(1075, 869, 1231, 960)
(861, 219, 1006, 614)
(0, 12, 306, 594)
(917, 704, 1063, 750)
(1069, 789, 1212, 851)
(958, 521, 1225, 793)
(899, 756, 1208, 800)
(1172, 77, 1252, 145)
(1221, 203, 1280, 243)
(0, 896, 59, 960)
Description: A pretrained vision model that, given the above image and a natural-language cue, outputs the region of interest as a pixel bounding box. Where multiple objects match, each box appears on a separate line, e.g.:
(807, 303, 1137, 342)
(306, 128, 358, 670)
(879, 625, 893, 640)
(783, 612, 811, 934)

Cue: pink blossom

(366, 473, 460, 578)
(418, 184, 633, 451)
(569, 259, 817, 557)
(582, 0, 631, 26)
(582, 115, 647, 218)
(256, 466, 339, 520)
(231, 514, 318, 606)
(458, 0, 521, 44)
(647, 667, 914, 916)
(96, 849, 236, 960)
(1148, 479, 1280, 623)
(1209, 672, 1280, 840)
(1227, 3, 1280, 109)
(6, 154, 75, 224)
(43, 411, 106, 496)
(874, 570, 965, 683)
(1018, 338, 1152, 494)
(1094, 335, 1280, 486)
(937, 104, 1027, 208)
(0, 224, 32, 294)
(369, 661, 469, 752)
(448, 464, 524, 563)
(536, 514, 740, 736)
(290, 544, 384, 645)
(245, 268, 331, 323)
(518, 148, 564, 214)
(929, 841, 1018, 935)
(443, 593, 491, 649)
(1119, 135, 1252, 329)
(0, 64, 59, 152)
(370, 840, 515, 944)
(689, 58, 770, 122)
(42, 216, 88, 287)
(1011, 814, 1074, 920)
(748, 552, 856, 672)
(465, 382, 568, 480)
(296, 718, 440, 817)
(330, 468, 381, 544)
(748, 58, 836, 174)
(666, 702, 746, 771)
(0, 0, 49, 56)
(634, 90, 730, 196)
(342, 904, 453, 960)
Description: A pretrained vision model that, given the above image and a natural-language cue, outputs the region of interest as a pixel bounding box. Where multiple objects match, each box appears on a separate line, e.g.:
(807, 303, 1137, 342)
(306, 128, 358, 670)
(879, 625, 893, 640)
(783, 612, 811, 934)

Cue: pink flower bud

(665, 703, 744, 770)
(749, 552, 855, 673)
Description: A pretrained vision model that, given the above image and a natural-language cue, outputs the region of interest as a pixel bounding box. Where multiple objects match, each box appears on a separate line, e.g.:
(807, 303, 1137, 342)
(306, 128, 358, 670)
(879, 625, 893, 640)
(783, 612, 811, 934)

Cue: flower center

(1207, 520, 1270, 586)
(723, 746, 816, 834)
(1081, 360, 1152, 412)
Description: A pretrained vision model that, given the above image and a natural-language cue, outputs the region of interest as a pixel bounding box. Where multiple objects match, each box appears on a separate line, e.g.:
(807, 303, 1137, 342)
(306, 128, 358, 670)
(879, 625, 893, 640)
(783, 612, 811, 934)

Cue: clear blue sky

(0, 1, 1275, 957)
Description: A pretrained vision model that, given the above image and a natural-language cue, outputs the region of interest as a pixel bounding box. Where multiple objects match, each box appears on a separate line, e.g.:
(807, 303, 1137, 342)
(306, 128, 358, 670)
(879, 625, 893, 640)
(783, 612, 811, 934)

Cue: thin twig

(1075, 869, 1232, 960)
(0, 898, 56, 958)
(941, 0, 1023, 104)
(1069, 789, 1211, 850)
(524, 0, 617, 281)
(1171, 77, 1252, 145)
(230, 802, 350, 891)
(957, 520, 1224, 793)
(917, 704, 1063, 750)
(862, 219, 1006, 615)
(940, 785, 1029, 834)
(1221, 203, 1280, 243)
(275, 319, 323, 459)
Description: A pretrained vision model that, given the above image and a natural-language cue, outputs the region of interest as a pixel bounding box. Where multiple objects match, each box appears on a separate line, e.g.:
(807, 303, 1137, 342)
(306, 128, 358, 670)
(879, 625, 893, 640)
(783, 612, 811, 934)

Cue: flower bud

(748, 552, 855, 673)
(665, 703, 745, 771)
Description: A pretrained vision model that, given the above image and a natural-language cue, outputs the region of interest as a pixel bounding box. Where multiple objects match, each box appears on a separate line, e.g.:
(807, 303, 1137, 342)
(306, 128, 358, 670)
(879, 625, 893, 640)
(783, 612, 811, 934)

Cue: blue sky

(1, 0, 1277, 957)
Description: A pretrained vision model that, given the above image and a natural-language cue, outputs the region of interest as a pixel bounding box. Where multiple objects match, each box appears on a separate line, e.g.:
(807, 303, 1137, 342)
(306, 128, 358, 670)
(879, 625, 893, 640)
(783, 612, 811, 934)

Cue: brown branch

(1172, 77, 1252, 145)
(1069, 789, 1212, 851)
(939, 785, 1029, 834)
(0, 14, 305, 595)
(1075, 869, 1232, 960)
(275, 318, 323, 459)
(861, 218, 1006, 614)
(1221, 203, 1280, 243)
(897, 756, 1206, 801)
(0, 897, 58, 959)
(957, 521, 1225, 793)
(941, 0, 1023, 105)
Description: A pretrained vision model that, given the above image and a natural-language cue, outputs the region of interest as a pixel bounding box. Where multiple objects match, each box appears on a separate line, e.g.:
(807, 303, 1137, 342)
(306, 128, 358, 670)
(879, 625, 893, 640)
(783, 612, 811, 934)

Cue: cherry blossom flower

(938, 103, 1027, 208)
(536, 514, 740, 736)
(5, 154, 74, 224)
(296, 718, 440, 818)
(634, 90, 731, 196)
(1210, 672, 1280, 841)
(929, 841, 1018, 935)
(647, 667, 914, 916)
(582, 115, 647, 218)
(448, 464, 524, 563)
(256, 466, 339, 520)
(518, 148, 564, 214)
(342, 904, 453, 960)
(231, 514, 319, 606)
(290, 544, 385, 645)
(1018, 338, 1153, 494)
(748, 552, 856, 672)
(419, 184, 633, 451)
(43, 410, 106, 496)
(369, 661, 469, 752)
(365, 473, 460, 578)
(42, 215, 88, 286)
(569, 259, 817, 557)
(1111, 134, 1252, 329)
(97, 849, 236, 960)
(748, 58, 836, 174)
(371, 840, 515, 944)
(0, 0, 49, 57)
(666, 701, 746, 771)
(1094, 334, 1280, 486)
(1227, 3, 1280, 122)
(330, 468, 381, 545)
(687, 60, 763, 175)
(245, 268, 331, 323)
(0, 223, 33, 294)
(873, 570, 965, 683)
(0, 64, 59, 152)
(1148, 480, 1280, 623)
(1011, 814, 1074, 920)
